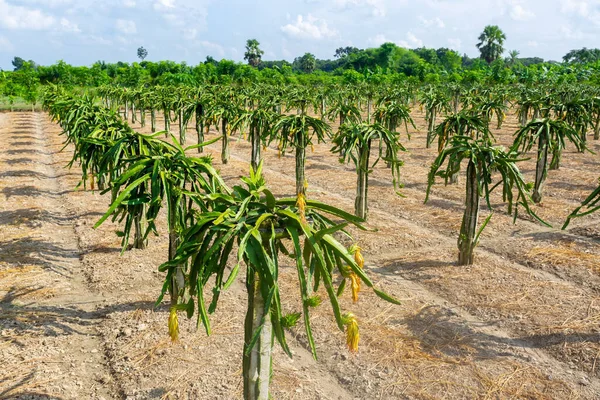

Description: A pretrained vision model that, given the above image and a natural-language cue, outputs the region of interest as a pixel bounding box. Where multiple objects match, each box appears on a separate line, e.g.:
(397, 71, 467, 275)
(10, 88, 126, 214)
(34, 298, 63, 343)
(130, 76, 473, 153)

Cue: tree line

(3, 24, 600, 110)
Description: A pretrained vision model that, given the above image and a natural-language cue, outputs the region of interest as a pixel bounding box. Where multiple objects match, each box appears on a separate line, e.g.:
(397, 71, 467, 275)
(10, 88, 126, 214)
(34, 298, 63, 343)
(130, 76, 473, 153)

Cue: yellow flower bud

(353, 246, 364, 270)
(296, 192, 307, 225)
(350, 273, 360, 303)
(344, 313, 359, 353)
(168, 307, 179, 342)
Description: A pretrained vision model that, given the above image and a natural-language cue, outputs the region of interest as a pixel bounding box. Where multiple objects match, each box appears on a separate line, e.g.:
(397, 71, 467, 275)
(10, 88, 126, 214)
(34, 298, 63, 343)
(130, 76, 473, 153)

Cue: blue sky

(0, 0, 599, 70)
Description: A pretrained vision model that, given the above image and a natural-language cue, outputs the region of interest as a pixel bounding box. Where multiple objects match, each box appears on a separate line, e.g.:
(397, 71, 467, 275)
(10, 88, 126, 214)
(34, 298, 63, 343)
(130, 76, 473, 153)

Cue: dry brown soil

(1, 109, 600, 399)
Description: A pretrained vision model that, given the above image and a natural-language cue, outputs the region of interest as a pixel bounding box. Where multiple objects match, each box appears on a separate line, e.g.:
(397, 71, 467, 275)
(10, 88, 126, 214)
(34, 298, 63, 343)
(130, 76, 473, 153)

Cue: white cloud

(448, 38, 462, 51)
(561, 0, 591, 16)
(561, 0, 600, 25)
(163, 13, 181, 25)
(400, 32, 423, 48)
(183, 28, 197, 39)
(60, 17, 80, 33)
(154, 0, 175, 10)
(116, 19, 137, 34)
(334, 0, 386, 17)
(281, 14, 338, 40)
(527, 40, 538, 47)
(368, 32, 422, 48)
(83, 35, 112, 46)
(510, 4, 534, 21)
(154, 0, 210, 33)
(0, 35, 13, 52)
(368, 33, 388, 47)
(561, 24, 584, 39)
(419, 16, 445, 28)
(0, 0, 55, 30)
(123, 0, 136, 7)
(18, 0, 74, 8)
(281, 39, 292, 58)
(199, 40, 224, 57)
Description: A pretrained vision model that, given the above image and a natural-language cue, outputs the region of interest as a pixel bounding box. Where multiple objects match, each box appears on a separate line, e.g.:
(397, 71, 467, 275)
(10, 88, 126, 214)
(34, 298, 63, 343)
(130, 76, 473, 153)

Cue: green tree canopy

(244, 39, 264, 67)
(12, 57, 36, 71)
(299, 53, 316, 73)
(334, 46, 360, 59)
(563, 48, 600, 64)
(137, 46, 148, 61)
(476, 25, 506, 64)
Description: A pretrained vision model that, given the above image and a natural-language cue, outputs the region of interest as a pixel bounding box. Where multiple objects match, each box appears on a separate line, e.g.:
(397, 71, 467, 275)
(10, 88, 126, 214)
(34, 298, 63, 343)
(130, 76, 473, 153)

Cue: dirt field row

(1, 110, 599, 399)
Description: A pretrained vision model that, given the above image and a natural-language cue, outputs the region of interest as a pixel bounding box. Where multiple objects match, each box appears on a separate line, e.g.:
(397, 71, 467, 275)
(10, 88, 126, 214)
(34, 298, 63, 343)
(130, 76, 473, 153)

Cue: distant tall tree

(299, 53, 316, 73)
(334, 46, 359, 59)
(476, 25, 506, 64)
(563, 48, 600, 64)
(12, 57, 26, 71)
(137, 46, 148, 61)
(506, 50, 520, 66)
(519, 57, 544, 67)
(436, 48, 463, 71)
(11, 57, 35, 71)
(205, 56, 218, 65)
(244, 39, 264, 67)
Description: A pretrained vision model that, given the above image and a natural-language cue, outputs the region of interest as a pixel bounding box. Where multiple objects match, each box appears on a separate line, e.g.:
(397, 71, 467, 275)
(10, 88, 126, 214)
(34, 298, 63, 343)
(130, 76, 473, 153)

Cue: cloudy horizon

(0, 0, 598, 70)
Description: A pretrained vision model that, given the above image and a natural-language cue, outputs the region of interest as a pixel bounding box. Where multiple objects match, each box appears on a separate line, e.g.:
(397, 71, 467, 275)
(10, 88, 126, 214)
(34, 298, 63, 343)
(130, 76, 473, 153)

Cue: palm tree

(331, 122, 405, 219)
(476, 25, 506, 63)
(299, 53, 316, 73)
(160, 165, 399, 400)
(506, 50, 520, 67)
(426, 136, 545, 265)
(244, 39, 264, 67)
